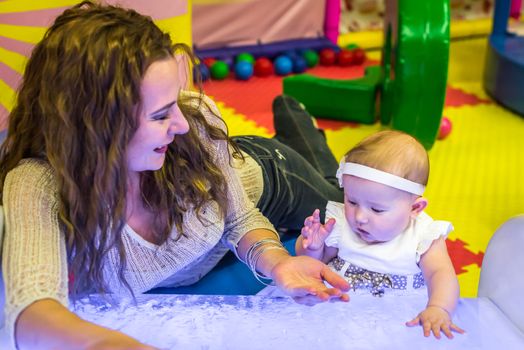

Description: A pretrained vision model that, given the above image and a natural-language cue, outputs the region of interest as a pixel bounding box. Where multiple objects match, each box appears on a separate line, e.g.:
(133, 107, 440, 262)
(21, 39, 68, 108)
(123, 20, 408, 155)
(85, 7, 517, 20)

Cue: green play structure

(283, 0, 450, 150)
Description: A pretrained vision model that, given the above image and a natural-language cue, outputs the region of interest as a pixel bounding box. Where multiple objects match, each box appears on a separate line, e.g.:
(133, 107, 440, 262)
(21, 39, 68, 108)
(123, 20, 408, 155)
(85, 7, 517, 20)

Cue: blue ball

(292, 56, 308, 73)
(296, 48, 308, 56)
(274, 55, 293, 76)
(194, 63, 210, 82)
(234, 61, 254, 80)
(282, 49, 298, 59)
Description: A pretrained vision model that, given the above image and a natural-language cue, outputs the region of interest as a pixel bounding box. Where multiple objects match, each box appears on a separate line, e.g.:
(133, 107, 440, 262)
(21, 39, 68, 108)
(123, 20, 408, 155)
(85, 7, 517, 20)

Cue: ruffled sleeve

(324, 201, 346, 249)
(415, 214, 453, 262)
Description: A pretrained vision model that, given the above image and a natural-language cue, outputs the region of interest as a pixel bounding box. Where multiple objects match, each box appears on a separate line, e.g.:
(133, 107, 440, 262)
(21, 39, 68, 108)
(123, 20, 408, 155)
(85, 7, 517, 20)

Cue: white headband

(336, 161, 426, 195)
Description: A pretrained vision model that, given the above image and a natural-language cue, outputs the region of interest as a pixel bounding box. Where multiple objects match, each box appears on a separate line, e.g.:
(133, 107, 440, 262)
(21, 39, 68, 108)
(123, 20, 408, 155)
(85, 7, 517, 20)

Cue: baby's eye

(347, 200, 357, 206)
(371, 208, 385, 213)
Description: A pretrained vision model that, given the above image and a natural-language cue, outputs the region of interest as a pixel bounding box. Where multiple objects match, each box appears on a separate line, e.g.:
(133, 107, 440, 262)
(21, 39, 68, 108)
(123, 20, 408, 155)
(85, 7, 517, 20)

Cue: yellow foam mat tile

(211, 98, 272, 138)
(457, 264, 482, 298)
(448, 38, 490, 85)
(430, 104, 524, 252)
(338, 19, 492, 50)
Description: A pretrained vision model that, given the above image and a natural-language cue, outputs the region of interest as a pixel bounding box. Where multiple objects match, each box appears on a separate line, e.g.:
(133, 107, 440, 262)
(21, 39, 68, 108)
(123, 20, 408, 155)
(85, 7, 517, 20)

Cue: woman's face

(126, 56, 189, 173)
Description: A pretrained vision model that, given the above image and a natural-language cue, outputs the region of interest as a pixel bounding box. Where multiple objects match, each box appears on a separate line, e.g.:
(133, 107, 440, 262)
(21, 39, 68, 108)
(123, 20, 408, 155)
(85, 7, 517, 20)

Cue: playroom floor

(202, 36, 524, 298)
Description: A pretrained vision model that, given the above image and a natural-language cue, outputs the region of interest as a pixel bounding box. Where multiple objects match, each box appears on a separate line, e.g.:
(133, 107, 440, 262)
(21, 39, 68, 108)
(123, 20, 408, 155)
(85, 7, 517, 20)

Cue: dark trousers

(233, 135, 343, 231)
(233, 94, 343, 230)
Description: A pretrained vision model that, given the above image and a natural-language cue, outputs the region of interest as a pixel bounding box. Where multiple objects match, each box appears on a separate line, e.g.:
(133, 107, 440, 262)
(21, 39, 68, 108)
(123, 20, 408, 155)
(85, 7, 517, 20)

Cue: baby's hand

(406, 305, 465, 339)
(301, 209, 335, 251)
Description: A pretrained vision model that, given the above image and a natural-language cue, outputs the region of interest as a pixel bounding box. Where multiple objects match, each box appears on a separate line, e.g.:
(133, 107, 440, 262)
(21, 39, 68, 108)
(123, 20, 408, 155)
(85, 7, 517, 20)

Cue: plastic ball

(202, 57, 216, 68)
(302, 49, 319, 68)
(194, 63, 210, 82)
(337, 49, 355, 66)
(352, 48, 366, 65)
(282, 50, 298, 60)
(236, 52, 255, 65)
(296, 48, 308, 56)
(438, 117, 452, 140)
(319, 48, 336, 66)
(254, 57, 273, 77)
(292, 56, 308, 73)
(210, 60, 229, 80)
(234, 61, 254, 80)
(274, 55, 293, 76)
(218, 56, 235, 69)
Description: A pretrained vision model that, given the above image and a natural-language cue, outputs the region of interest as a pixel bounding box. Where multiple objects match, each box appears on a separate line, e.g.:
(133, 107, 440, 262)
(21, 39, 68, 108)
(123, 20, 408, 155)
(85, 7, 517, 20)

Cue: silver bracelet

(245, 238, 288, 285)
(244, 238, 283, 266)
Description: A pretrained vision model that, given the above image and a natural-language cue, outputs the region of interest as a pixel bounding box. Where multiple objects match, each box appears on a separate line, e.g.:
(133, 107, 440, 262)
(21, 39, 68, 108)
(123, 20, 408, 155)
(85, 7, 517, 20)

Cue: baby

(296, 130, 465, 339)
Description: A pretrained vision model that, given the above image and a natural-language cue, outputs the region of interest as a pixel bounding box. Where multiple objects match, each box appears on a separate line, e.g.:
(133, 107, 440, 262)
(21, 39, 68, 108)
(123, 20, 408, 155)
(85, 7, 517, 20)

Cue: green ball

(210, 61, 229, 80)
(236, 52, 255, 64)
(302, 49, 319, 68)
(346, 43, 360, 50)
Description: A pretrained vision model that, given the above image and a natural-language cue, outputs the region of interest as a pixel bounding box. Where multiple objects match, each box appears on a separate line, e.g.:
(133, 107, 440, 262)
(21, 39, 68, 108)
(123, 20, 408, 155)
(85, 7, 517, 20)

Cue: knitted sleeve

(2, 159, 69, 349)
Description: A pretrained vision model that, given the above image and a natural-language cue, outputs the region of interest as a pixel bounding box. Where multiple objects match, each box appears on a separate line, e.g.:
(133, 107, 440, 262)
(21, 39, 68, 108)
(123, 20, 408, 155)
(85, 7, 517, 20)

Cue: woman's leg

(233, 136, 343, 231)
(272, 95, 339, 188)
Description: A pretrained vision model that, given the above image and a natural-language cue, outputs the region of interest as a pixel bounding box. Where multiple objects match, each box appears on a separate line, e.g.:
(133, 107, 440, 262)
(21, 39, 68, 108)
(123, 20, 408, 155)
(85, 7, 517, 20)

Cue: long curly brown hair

(0, 1, 238, 298)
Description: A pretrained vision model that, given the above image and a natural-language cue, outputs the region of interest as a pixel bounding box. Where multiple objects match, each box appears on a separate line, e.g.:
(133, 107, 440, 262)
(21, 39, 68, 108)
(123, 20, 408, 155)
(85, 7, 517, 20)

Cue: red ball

(254, 57, 273, 77)
(337, 49, 355, 66)
(203, 57, 216, 68)
(438, 117, 452, 140)
(319, 48, 336, 66)
(352, 48, 366, 65)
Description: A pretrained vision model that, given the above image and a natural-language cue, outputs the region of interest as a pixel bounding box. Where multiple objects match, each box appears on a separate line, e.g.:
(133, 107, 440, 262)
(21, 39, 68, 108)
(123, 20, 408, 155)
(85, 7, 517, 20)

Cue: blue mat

(147, 233, 298, 295)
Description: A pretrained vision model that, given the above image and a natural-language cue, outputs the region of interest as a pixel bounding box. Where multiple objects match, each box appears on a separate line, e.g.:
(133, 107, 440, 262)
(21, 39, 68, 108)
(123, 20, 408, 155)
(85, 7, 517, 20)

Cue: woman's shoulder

(180, 90, 224, 129)
(7, 158, 52, 176)
(181, 90, 220, 113)
(4, 158, 56, 191)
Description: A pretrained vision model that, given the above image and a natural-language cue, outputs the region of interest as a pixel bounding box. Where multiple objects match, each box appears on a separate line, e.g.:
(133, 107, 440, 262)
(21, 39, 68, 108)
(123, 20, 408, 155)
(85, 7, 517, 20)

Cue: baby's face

(342, 175, 417, 244)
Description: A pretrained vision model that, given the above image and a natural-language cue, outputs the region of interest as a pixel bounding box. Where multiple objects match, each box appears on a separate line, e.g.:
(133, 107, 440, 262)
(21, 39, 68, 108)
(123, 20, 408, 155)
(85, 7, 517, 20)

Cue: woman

(0, 2, 348, 349)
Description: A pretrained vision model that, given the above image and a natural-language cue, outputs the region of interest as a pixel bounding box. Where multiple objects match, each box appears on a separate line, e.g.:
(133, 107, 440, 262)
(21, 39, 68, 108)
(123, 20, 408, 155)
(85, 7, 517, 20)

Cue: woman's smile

(154, 145, 168, 153)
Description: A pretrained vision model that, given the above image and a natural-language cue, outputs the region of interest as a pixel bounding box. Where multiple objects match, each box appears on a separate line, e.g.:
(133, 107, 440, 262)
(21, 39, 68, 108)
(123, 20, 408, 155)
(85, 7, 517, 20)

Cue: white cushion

(478, 215, 524, 333)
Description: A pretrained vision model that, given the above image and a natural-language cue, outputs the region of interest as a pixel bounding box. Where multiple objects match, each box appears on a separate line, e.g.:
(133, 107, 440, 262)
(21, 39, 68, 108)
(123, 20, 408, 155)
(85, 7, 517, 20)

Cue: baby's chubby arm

(406, 237, 465, 339)
(295, 209, 337, 263)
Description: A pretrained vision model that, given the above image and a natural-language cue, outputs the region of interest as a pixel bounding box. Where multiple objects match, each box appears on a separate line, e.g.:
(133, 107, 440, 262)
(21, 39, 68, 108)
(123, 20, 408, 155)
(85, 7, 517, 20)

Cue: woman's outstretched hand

(85, 331, 159, 350)
(270, 255, 350, 305)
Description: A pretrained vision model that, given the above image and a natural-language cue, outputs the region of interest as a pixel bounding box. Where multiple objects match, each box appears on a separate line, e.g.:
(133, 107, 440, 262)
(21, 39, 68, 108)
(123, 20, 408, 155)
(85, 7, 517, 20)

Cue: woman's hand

(16, 299, 158, 350)
(270, 255, 350, 305)
(301, 209, 335, 251)
(86, 330, 158, 350)
(406, 305, 465, 339)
